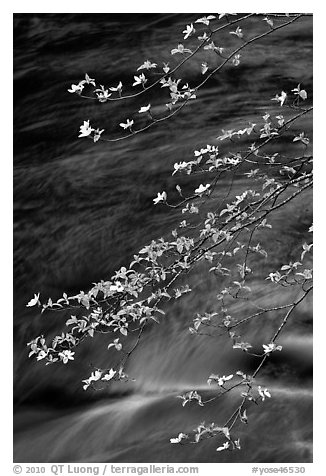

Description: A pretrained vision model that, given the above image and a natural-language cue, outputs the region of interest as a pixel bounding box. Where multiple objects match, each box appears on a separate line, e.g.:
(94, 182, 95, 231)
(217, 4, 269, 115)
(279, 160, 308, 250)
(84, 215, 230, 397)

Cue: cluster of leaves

(27, 13, 312, 453)
(67, 13, 309, 143)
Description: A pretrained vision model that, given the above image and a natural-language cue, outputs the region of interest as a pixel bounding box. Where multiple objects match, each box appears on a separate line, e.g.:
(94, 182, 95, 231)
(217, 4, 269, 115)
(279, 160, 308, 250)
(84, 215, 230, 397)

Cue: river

(13, 13, 313, 463)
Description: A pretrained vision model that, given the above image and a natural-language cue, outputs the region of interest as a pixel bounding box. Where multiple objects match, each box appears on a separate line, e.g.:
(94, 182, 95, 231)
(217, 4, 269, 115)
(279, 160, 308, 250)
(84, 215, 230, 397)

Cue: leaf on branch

(198, 32, 209, 41)
(244, 169, 260, 178)
(138, 104, 151, 114)
(109, 281, 124, 292)
(94, 85, 112, 102)
(258, 386, 271, 401)
(66, 315, 78, 327)
(67, 82, 84, 94)
(217, 129, 235, 141)
(137, 60, 157, 71)
(271, 91, 287, 106)
(258, 218, 272, 229)
(266, 271, 282, 283)
(26, 293, 41, 307)
(230, 27, 243, 38)
(172, 161, 190, 175)
(301, 242, 313, 261)
(108, 338, 122, 351)
(82, 370, 102, 391)
(58, 350, 75, 364)
(232, 54, 241, 66)
(153, 191, 167, 205)
(174, 285, 192, 299)
(296, 268, 313, 280)
(216, 441, 230, 452)
(195, 15, 216, 25)
(201, 62, 209, 74)
(233, 342, 253, 352)
(109, 81, 123, 92)
(119, 327, 128, 336)
(291, 84, 307, 100)
(233, 439, 241, 450)
(293, 132, 309, 145)
(84, 73, 96, 86)
(171, 44, 192, 55)
(218, 13, 237, 20)
(102, 368, 117, 381)
(78, 120, 94, 138)
(119, 119, 134, 130)
(240, 409, 248, 424)
(208, 374, 233, 387)
(195, 183, 210, 196)
(182, 24, 195, 39)
(263, 17, 274, 28)
(132, 74, 147, 87)
(262, 343, 283, 354)
(93, 128, 104, 143)
(204, 41, 224, 54)
(170, 433, 188, 444)
(177, 390, 204, 407)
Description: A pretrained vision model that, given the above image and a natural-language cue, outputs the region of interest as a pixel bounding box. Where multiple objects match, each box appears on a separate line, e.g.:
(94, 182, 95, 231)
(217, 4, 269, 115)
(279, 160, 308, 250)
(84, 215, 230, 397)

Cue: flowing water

(13, 14, 313, 462)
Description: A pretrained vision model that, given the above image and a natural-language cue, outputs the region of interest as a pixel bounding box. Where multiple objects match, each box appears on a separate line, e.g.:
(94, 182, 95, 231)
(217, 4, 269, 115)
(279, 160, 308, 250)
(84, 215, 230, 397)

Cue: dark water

(13, 14, 313, 462)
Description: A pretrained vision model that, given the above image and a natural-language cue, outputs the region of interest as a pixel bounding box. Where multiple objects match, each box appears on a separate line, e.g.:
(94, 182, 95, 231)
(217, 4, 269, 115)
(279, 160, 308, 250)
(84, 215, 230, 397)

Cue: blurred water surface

(13, 14, 313, 462)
